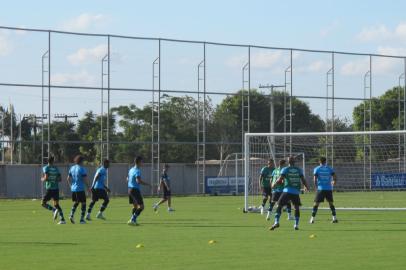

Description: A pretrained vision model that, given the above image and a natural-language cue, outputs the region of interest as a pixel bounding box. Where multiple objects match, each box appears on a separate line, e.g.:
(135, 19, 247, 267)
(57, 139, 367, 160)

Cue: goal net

(244, 130, 406, 212)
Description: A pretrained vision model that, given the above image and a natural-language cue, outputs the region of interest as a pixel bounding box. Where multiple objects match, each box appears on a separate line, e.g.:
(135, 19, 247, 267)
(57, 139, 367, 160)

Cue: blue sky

(1, 0, 406, 122)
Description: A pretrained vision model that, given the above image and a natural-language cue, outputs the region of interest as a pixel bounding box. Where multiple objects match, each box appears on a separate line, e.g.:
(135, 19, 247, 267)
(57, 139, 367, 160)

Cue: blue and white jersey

(128, 166, 141, 190)
(313, 165, 335, 191)
(68, 164, 87, 192)
(92, 166, 107, 190)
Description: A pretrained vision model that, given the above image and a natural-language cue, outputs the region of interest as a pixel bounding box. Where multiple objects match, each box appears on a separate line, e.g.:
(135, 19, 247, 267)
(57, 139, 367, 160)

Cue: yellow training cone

(309, 234, 316, 239)
(136, 244, 144, 248)
(208, 240, 216, 244)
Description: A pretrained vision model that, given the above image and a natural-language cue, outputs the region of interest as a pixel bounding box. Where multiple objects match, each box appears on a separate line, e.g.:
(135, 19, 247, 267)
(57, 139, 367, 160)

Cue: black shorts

(277, 192, 301, 207)
(262, 187, 272, 197)
(43, 189, 59, 202)
(128, 188, 144, 205)
(271, 191, 283, 202)
(314, 190, 334, 203)
(71, 191, 86, 203)
(163, 188, 171, 199)
(91, 189, 109, 202)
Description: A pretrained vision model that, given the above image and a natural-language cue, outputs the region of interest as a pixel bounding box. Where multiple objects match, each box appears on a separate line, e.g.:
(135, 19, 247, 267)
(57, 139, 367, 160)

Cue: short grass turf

(1, 192, 406, 270)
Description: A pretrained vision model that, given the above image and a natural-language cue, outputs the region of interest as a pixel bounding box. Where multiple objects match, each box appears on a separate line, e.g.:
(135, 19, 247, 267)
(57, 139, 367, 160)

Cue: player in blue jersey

(270, 156, 309, 231)
(41, 155, 66, 224)
(67, 155, 90, 224)
(153, 164, 174, 212)
(127, 156, 152, 226)
(259, 159, 275, 215)
(310, 157, 338, 224)
(86, 159, 111, 221)
(266, 159, 293, 221)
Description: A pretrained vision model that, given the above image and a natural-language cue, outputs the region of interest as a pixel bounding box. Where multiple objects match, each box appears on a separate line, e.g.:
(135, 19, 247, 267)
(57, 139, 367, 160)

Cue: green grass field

(1, 192, 406, 270)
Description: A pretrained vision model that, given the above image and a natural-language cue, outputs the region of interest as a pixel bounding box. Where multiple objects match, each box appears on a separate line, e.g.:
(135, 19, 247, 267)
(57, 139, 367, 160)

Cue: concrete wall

(0, 161, 402, 198)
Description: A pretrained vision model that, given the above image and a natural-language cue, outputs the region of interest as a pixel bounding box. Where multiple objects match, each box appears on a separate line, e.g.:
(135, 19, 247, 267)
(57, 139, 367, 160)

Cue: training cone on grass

(136, 244, 144, 249)
(208, 240, 216, 244)
(309, 234, 316, 239)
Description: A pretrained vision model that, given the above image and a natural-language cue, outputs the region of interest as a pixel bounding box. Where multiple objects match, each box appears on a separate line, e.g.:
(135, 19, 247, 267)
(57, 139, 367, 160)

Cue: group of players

(259, 155, 338, 230)
(40, 155, 173, 226)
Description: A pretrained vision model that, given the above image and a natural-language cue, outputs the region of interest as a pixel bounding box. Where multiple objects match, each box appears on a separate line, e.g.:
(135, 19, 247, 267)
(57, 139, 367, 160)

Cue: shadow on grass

(105, 221, 264, 228)
(0, 241, 78, 246)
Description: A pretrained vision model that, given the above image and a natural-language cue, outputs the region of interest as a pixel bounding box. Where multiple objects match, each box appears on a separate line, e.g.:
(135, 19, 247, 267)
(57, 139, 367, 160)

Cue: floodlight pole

(10, 104, 13, 164)
(0, 111, 4, 164)
(18, 114, 21, 164)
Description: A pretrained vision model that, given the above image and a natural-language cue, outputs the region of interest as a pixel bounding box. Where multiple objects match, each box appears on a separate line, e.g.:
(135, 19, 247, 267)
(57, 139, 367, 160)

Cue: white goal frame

(244, 130, 406, 212)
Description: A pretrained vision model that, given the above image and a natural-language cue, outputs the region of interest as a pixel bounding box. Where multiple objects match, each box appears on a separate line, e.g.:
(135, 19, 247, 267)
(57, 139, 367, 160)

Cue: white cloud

(356, 22, 406, 43)
(320, 20, 340, 37)
(340, 49, 404, 76)
(226, 51, 284, 69)
(340, 57, 369, 76)
(357, 25, 391, 42)
(62, 13, 107, 32)
(68, 44, 108, 65)
(52, 70, 96, 86)
(298, 60, 329, 73)
(377, 46, 406, 56)
(0, 31, 13, 56)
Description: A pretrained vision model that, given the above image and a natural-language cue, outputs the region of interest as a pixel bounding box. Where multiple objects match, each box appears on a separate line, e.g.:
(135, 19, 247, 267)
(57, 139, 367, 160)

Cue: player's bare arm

(313, 175, 318, 191)
(41, 173, 48, 182)
(272, 176, 284, 189)
(136, 176, 152, 187)
(332, 173, 337, 186)
(301, 176, 310, 191)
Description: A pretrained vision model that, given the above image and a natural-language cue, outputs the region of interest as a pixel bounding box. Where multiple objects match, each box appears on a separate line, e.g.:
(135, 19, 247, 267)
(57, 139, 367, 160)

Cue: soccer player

(266, 159, 293, 221)
(270, 156, 309, 231)
(310, 157, 338, 224)
(127, 156, 152, 226)
(40, 155, 66, 224)
(259, 159, 275, 215)
(153, 164, 174, 212)
(67, 155, 90, 224)
(86, 159, 111, 221)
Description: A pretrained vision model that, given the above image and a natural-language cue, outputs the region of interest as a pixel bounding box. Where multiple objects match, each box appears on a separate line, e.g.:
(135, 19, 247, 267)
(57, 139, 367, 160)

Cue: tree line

(0, 87, 403, 164)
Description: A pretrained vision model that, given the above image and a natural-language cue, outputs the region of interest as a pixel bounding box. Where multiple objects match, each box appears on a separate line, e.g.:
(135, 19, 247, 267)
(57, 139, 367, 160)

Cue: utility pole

(259, 84, 286, 133)
(54, 113, 79, 123)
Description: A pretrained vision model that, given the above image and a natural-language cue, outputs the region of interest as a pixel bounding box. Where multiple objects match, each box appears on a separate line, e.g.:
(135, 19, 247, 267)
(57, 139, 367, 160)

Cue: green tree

(212, 89, 325, 160)
(352, 86, 404, 161)
(49, 121, 80, 163)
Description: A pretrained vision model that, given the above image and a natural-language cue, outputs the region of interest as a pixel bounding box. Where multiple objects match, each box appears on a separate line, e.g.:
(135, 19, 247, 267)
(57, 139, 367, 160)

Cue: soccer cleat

(127, 220, 139, 226)
(152, 204, 158, 212)
(269, 223, 280, 231)
(53, 209, 59, 221)
(332, 216, 338, 223)
(294, 225, 299, 230)
(310, 217, 315, 224)
(96, 212, 106, 220)
(260, 206, 264, 215)
(287, 213, 295, 220)
(168, 208, 175, 212)
(266, 211, 272, 221)
(57, 220, 66, 225)
(79, 219, 86, 224)
(85, 213, 92, 221)
(69, 216, 75, 224)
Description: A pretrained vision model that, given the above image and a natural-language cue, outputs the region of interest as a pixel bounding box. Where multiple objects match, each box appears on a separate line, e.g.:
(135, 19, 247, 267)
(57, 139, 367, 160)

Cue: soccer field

(0, 193, 405, 270)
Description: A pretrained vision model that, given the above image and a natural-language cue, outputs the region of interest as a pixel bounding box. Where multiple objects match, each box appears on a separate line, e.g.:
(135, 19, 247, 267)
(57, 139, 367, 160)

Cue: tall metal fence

(0, 26, 406, 194)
